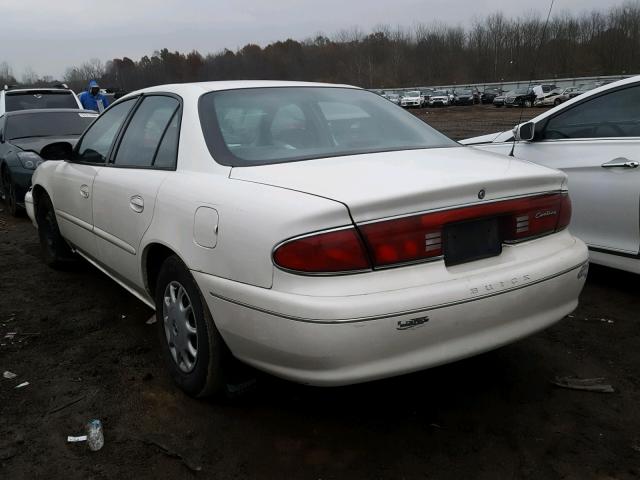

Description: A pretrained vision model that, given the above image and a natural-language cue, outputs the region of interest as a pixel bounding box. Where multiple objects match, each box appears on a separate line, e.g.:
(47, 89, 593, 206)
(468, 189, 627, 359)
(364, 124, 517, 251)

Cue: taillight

(557, 194, 572, 231)
(273, 193, 571, 274)
(273, 228, 371, 274)
(359, 193, 571, 268)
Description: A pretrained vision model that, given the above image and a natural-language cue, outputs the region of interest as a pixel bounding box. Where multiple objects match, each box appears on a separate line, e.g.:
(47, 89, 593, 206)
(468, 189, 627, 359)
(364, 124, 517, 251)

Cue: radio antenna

(509, 0, 556, 157)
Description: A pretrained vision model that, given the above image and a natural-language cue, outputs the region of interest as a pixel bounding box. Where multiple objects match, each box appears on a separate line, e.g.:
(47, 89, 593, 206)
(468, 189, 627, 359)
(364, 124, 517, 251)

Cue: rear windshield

(199, 87, 456, 166)
(6, 111, 96, 140)
(5, 91, 78, 111)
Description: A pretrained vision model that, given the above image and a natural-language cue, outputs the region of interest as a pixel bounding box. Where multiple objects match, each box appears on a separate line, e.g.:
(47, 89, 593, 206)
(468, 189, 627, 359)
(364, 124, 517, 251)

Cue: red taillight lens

(274, 193, 571, 274)
(273, 228, 371, 273)
(360, 193, 571, 268)
(557, 194, 572, 231)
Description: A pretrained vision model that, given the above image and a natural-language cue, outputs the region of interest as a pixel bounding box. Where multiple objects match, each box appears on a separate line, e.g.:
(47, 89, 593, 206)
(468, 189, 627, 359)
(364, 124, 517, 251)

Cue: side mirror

(515, 122, 535, 141)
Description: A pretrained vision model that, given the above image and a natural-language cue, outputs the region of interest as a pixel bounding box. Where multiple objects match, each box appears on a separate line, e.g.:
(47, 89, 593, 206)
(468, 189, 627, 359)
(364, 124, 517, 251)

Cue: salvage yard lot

(1, 106, 640, 479)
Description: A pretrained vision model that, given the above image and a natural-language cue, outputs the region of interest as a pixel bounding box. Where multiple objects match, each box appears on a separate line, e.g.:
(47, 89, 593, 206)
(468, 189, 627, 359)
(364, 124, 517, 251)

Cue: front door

(52, 97, 138, 256)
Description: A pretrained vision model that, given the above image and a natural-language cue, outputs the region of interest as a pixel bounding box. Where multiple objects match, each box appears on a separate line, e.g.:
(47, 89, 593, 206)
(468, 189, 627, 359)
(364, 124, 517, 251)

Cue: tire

(554, 99, 561, 106)
(36, 194, 74, 268)
(2, 169, 21, 217)
(155, 255, 226, 398)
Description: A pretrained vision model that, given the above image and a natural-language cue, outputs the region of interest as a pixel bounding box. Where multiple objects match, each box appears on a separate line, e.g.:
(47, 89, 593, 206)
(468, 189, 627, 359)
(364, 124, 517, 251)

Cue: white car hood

(230, 147, 566, 222)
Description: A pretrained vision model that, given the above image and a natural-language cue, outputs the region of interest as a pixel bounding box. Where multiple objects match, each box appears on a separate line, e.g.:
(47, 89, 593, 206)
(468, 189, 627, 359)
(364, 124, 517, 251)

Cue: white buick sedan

(462, 75, 640, 274)
(25, 81, 588, 397)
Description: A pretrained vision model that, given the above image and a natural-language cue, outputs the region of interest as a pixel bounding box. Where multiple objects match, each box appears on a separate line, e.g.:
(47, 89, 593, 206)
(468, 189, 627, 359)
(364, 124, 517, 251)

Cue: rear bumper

(194, 234, 588, 386)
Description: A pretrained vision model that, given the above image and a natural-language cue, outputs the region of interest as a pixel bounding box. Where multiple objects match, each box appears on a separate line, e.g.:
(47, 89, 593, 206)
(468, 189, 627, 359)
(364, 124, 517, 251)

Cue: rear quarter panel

(142, 172, 353, 289)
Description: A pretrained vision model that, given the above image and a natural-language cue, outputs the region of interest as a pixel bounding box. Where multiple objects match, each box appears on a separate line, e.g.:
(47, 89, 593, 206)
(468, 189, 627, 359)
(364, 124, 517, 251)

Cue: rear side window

(543, 84, 640, 139)
(153, 110, 180, 169)
(5, 91, 78, 111)
(113, 96, 179, 168)
(75, 98, 137, 164)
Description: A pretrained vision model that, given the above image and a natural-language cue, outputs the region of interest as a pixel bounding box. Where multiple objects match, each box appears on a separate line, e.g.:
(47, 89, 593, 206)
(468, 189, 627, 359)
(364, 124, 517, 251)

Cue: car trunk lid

(230, 146, 566, 223)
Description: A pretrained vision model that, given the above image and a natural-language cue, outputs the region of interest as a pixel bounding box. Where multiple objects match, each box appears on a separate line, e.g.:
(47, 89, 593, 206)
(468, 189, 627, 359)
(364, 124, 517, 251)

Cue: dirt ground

(1, 106, 640, 479)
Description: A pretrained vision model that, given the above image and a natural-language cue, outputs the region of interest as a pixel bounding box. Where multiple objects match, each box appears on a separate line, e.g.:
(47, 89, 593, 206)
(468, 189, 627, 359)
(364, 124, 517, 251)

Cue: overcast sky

(0, 0, 625, 79)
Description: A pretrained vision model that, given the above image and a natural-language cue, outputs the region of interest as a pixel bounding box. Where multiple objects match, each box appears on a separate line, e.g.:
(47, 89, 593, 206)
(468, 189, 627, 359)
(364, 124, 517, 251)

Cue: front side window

(542, 84, 640, 140)
(199, 87, 456, 166)
(75, 98, 137, 164)
(113, 96, 180, 168)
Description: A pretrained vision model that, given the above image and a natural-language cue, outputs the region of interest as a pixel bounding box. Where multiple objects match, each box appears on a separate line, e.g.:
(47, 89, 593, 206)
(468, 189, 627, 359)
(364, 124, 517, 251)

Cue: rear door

(92, 94, 181, 288)
(52, 98, 137, 257)
(479, 82, 640, 256)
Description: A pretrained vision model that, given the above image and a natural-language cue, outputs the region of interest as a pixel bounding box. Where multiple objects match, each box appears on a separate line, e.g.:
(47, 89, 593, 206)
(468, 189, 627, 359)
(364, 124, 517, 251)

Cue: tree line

(2, 1, 639, 92)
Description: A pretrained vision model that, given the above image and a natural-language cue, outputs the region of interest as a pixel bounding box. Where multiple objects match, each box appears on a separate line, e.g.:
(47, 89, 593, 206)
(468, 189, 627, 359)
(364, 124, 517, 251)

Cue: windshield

(5, 91, 78, 112)
(6, 111, 96, 140)
(199, 87, 457, 166)
(405, 91, 420, 97)
(433, 90, 448, 96)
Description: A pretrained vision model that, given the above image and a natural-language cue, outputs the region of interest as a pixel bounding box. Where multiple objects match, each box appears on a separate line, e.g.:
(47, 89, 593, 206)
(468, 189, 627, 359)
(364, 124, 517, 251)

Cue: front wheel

(155, 255, 227, 398)
(36, 194, 75, 268)
(2, 169, 21, 217)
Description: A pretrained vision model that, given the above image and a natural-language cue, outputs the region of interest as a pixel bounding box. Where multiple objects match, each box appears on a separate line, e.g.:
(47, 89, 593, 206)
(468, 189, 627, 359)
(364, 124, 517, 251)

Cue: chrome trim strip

(56, 209, 93, 232)
(93, 226, 136, 255)
(209, 261, 586, 324)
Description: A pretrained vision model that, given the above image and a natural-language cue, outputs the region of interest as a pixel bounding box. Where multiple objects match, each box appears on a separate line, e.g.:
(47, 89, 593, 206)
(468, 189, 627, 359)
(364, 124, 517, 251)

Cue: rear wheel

(155, 255, 227, 398)
(2, 169, 21, 217)
(554, 98, 562, 106)
(36, 194, 75, 268)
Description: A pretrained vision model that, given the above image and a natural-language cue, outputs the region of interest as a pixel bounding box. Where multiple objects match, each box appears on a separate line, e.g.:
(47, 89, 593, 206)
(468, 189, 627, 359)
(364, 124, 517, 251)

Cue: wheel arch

(31, 184, 49, 219)
(142, 241, 191, 299)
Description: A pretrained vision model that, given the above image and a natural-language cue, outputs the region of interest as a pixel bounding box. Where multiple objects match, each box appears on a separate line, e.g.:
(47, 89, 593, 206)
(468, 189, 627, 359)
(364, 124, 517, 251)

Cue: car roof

(124, 80, 360, 99)
(4, 108, 95, 117)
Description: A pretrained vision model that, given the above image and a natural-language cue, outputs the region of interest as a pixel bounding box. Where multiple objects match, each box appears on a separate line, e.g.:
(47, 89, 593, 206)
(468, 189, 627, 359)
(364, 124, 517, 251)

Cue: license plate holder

(444, 218, 502, 266)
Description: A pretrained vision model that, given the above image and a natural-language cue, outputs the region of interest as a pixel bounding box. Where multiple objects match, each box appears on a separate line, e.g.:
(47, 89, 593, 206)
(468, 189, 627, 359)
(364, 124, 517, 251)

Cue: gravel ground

(1, 105, 639, 479)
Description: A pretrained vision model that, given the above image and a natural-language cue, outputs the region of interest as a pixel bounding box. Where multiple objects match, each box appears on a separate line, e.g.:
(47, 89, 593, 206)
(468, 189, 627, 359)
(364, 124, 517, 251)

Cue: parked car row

(376, 82, 599, 110)
(2, 76, 636, 400)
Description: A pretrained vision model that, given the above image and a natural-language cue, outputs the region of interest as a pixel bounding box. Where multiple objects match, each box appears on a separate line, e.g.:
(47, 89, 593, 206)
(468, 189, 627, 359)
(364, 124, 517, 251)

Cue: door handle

(602, 157, 639, 169)
(80, 185, 90, 198)
(129, 195, 144, 213)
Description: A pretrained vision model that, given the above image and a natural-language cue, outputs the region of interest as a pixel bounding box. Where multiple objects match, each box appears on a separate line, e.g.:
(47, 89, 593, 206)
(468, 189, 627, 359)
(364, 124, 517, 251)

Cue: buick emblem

(478, 189, 486, 199)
